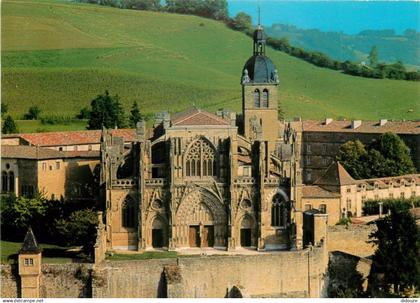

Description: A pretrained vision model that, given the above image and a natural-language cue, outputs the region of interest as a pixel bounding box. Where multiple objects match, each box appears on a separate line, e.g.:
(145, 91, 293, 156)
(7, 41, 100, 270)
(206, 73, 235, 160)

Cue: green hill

(2, 0, 419, 131)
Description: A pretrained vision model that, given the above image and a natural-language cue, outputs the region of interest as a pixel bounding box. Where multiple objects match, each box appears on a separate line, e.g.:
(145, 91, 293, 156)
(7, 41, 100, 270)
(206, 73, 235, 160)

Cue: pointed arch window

(254, 89, 260, 108)
(271, 193, 287, 227)
(262, 89, 269, 108)
(185, 138, 216, 178)
(122, 196, 136, 228)
(8, 172, 14, 193)
(2, 171, 7, 193)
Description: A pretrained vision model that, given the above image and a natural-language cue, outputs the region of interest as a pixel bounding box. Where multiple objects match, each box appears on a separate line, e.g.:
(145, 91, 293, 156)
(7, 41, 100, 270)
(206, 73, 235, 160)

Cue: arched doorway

(240, 215, 254, 247)
(174, 189, 227, 248)
(152, 216, 167, 248)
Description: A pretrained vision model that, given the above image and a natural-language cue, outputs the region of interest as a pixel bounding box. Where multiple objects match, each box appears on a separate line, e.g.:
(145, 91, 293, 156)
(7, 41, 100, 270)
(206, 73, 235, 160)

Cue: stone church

(100, 25, 304, 251)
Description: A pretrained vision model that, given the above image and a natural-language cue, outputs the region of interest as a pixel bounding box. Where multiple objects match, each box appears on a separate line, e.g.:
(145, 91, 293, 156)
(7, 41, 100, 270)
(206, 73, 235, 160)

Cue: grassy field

(2, 0, 419, 133)
(1, 240, 78, 264)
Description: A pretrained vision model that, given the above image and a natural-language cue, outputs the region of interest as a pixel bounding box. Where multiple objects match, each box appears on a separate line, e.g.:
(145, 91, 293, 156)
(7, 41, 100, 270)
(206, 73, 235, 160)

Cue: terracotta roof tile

(1, 145, 99, 160)
(302, 185, 341, 198)
(314, 161, 355, 187)
(3, 129, 136, 147)
(172, 108, 230, 126)
(299, 120, 420, 135)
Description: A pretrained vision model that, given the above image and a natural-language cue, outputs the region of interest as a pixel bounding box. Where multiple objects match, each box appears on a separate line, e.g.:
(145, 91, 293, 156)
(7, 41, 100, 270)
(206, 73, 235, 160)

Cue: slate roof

(290, 120, 420, 135)
(301, 185, 341, 198)
(1, 145, 99, 160)
(2, 129, 137, 147)
(20, 228, 41, 254)
(171, 108, 230, 126)
(314, 162, 356, 187)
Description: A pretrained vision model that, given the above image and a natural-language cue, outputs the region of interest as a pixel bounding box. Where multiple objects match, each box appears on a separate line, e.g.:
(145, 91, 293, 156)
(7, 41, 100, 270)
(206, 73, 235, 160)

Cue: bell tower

(241, 24, 280, 144)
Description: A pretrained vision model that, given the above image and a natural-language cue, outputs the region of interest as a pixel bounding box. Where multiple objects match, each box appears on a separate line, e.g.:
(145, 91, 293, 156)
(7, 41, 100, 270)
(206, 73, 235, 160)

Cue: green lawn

(2, 0, 419, 133)
(1, 240, 79, 264)
(106, 251, 179, 261)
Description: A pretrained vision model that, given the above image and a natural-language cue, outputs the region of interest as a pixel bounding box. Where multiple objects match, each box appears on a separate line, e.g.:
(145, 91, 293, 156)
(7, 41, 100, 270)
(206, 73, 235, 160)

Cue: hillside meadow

(2, 0, 419, 132)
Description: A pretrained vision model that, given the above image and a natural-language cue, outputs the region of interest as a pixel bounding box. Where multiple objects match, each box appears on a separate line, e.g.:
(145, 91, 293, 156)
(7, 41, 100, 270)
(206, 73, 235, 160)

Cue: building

(99, 25, 303, 251)
(1, 145, 99, 201)
(1, 24, 419, 251)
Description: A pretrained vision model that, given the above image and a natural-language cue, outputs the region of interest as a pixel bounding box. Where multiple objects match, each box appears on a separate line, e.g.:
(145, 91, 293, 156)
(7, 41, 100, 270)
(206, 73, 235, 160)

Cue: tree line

(78, 0, 420, 81)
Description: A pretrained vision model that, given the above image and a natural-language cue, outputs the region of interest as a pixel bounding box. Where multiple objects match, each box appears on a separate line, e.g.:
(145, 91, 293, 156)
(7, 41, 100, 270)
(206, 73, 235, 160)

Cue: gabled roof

(302, 185, 341, 198)
(171, 108, 230, 126)
(290, 120, 420, 135)
(20, 228, 41, 254)
(2, 129, 136, 147)
(1, 145, 100, 160)
(314, 161, 356, 187)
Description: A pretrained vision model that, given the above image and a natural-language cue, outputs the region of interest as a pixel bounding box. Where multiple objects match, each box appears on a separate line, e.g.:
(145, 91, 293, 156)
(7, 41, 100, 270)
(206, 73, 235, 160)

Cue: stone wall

(93, 246, 327, 298)
(40, 264, 93, 298)
(1, 264, 19, 298)
(327, 224, 377, 258)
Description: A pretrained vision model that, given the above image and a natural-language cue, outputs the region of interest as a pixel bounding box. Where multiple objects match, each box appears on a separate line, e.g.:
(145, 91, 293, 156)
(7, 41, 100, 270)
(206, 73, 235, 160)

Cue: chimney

(379, 119, 387, 126)
(351, 120, 362, 129)
(324, 118, 333, 125)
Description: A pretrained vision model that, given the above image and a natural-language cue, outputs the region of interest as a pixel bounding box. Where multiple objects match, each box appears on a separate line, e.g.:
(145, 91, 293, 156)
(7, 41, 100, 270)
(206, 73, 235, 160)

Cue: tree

(368, 46, 378, 67)
(336, 140, 368, 179)
(1, 103, 8, 117)
(129, 101, 142, 128)
(54, 209, 98, 249)
(337, 133, 416, 179)
(24, 106, 42, 120)
(2, 115, 18, 134)
(87, 90, 126, 129)
(367, 203, 419, 297)
(375, 132, 416, 176)
(229, 12, 252, 32)
(76, 107, 91, 119)
(121, 0, 161, 11)
(0, 194, 48, 239)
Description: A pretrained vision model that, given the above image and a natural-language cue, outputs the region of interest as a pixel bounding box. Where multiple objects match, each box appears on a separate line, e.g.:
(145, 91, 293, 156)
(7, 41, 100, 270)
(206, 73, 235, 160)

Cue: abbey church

(2, 25, 419, 253)
(100, 25, 302, 251)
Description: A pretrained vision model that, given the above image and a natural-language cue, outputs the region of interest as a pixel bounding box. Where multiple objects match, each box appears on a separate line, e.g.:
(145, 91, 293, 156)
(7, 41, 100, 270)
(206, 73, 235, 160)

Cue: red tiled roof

(1, 145, 99, 160)
(295, 120, 420, 135)
(314, 161, 355, 187)
(3, 129, 136, 147)
(171, 108, 230, 126)
(302, 185, 341, 198)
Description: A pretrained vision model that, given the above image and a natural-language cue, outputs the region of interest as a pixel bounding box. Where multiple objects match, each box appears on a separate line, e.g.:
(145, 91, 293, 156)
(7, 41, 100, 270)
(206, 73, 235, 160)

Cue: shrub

(362, 197, 419, 216)
(24, 106, 41, 120)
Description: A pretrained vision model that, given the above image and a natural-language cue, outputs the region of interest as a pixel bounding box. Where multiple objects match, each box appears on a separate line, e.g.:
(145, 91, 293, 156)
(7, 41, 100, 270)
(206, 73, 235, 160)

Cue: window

(24, 258, 34, 266)
(56, 162, 60, 170)
(2, 171, 7, 193)
(49, 165, 53, 171)
(306, 144, 311, 153)
(319, 204, 327, 214)
(346, 187, 351, 193)
(400, 192, 405, 198)
(389, 193, 394, 198)
(306, 172, 312, 182)
(254, 89, 260, 108)
(262, 89, 269, 108)
(346, 198, 351, 211)
(185, 138, 216, 178)
(243, 166, 251, 177)
(306, 156, 311, 165)
(374, 194, 379, 200)
(42, 162, 47, 171)
(271, 194, 287, 227)
(88, 145, 92, 151)
(8, 172, 14, 193)
(304, 204, 312, 211)
(122, 196, 136, 228)
(59, 147, 63, 151)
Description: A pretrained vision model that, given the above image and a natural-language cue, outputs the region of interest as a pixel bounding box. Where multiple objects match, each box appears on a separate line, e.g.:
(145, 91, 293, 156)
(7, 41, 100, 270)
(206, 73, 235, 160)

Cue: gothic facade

(100, 25, 304, 251)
